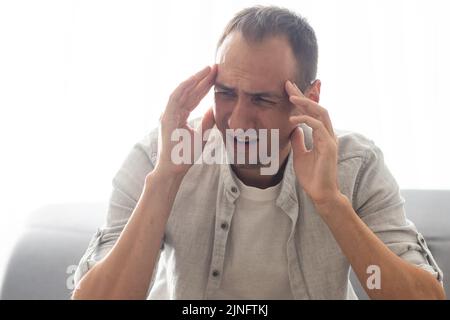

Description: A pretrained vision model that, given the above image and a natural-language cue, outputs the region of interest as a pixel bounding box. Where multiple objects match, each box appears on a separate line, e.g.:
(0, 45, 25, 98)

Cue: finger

(170, 66, 212, 104)
(289, 115, 331, 142)
(285, 80, 309, 118)
(289, 95, 334, 137)
(192, 65, 213, 82)
(289, 96, 320, 116)
(290, 126, 308, 155)
(177, 65, 210, 93)
(187, 65, 218, 111)
(179, 65, 217, 112)
(286, 80, 321, 118)
(198, 107, 215, 133)
(285, 79, 334, 136)
(197, 107, 215, 147)
(285, 80, 305, 98)
(199, 64, 218, 91)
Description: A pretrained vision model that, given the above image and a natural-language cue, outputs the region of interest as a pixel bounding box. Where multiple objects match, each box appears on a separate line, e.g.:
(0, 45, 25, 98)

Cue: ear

(305, 79, 321, 103)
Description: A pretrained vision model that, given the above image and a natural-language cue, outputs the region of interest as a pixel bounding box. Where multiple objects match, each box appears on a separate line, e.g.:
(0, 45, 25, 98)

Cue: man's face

(213, 32, 299, 171)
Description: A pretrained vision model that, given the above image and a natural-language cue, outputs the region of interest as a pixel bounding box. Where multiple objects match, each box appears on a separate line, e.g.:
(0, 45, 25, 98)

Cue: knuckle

(159, 114, 169, 126)
(319, 107, 328, 117)
(182, 77, 195, 86)
(168, 92, 179, 103)
(320, 122, 327, 131)
(191, 93, 201, 104)
(180, 87, 194, 102)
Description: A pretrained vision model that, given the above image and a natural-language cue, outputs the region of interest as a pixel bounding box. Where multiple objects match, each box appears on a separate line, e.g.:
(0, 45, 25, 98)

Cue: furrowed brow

(214, 82, 234, 91)
(249, 91, 283, 99)
(215, 82, 283, 99)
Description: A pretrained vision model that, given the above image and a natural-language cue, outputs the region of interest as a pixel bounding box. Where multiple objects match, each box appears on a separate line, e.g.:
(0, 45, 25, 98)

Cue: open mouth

(226, 132, 259, 145)
(234, 136, 258, 145)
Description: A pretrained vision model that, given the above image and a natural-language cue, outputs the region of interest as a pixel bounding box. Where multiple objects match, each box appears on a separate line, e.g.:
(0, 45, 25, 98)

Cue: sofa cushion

(1, 190, 448, 299)
(350, 190, 449, 299)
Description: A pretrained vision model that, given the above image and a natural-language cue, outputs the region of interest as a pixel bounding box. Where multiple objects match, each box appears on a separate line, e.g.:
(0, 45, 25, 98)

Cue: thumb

(199, 107, 215, 133)
(290, 126, 307, 157)
(194, 107, 216, 150)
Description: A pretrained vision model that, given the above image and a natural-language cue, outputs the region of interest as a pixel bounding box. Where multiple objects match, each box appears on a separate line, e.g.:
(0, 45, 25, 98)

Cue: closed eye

(214, 90, 277, 106)
(214, 90, 235, 97)
(215, 91, 231, 95)
(252, 96, 276, 105)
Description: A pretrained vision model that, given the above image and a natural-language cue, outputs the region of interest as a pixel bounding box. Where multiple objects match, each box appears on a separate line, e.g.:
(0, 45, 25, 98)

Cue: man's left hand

(285, 80, 342, 209)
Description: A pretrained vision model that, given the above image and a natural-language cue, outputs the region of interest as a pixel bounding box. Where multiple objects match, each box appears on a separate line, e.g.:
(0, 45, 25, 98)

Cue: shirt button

(220, 222, 228, 230)
(231, 186, 238, 193)
(212, 270, 220, 277)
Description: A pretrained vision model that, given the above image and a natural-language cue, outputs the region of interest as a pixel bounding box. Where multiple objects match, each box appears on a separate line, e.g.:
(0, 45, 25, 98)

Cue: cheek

(261, 109, 295, 141)
(279, 104, 298, 140)
(213, 101, 229, 131)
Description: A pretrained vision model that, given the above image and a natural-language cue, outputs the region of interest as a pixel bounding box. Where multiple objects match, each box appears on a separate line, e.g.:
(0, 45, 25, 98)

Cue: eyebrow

(214, 82, 284, 100)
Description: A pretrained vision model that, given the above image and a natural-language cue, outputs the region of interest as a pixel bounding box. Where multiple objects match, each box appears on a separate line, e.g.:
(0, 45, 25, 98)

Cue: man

(72, 6, 444, 299)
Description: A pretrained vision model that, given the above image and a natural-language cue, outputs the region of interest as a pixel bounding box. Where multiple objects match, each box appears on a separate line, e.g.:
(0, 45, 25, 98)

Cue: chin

(232, 163, 265, 170)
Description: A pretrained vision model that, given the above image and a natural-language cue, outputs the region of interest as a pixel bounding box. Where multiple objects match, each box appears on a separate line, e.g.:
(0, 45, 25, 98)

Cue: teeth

(236, 136, 248, 142)
(235, 136, 257, 143)
(225, 131, 258, 143)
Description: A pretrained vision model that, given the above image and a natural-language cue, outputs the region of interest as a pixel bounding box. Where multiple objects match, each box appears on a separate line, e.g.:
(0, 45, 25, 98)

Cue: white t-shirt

(209, 173, 294, 299)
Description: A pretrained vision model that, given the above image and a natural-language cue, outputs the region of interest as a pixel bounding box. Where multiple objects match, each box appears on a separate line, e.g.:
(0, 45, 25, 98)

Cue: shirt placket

(277, 192, 310, 299)
(204, 182, 239, 298)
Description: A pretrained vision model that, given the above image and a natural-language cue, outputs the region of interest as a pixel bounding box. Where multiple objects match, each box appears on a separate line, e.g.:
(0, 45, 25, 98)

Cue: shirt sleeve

(73, 131, 161, 289)
(353, 143, 443, 284)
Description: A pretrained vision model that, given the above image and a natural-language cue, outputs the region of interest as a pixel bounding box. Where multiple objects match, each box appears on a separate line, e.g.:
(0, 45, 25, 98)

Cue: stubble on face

(213, 32, 299, 182)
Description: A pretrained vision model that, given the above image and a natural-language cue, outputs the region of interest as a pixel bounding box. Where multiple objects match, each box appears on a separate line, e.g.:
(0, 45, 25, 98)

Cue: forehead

(216, 32, 297, 93)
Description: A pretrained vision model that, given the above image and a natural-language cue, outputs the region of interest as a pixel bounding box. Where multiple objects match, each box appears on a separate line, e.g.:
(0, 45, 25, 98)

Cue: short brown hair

(217, 5, 318, 92)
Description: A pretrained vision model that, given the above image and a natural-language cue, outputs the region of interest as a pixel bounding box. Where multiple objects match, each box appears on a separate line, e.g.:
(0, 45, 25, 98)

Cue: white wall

(0, 0, 449, 270)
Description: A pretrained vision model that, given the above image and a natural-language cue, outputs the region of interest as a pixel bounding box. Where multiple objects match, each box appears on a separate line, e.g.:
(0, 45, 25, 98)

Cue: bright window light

(1, 0, 449, 267)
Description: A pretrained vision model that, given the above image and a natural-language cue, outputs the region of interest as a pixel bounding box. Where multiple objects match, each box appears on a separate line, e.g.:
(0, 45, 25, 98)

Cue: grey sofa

(0, 190, 448, 299)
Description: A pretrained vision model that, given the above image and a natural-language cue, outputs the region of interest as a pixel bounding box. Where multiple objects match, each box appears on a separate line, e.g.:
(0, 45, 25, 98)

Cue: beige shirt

(74, 121, 443, 299)
(208, 172, 294, 299)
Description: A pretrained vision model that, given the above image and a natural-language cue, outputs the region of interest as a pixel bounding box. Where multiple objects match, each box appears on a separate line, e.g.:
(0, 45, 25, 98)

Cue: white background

(0, 0, 449, 274)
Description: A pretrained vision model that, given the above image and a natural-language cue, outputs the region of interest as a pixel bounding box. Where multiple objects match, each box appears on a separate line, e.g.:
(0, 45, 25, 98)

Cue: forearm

(316, 193, 445, 300)
(71, 170, 184, 300)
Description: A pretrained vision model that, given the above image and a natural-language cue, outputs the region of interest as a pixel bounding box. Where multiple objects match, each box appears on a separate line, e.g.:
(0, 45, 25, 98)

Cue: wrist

(145, 168, 185, 192)
(313, 192, 352, 219)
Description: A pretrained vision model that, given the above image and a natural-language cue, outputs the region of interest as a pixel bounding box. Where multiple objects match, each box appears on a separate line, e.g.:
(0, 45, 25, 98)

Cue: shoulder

(137, 117, 203, 167)
(333, 130, 393, 197)
(334, 129, 384, 164)
(332, 130, 400, 213)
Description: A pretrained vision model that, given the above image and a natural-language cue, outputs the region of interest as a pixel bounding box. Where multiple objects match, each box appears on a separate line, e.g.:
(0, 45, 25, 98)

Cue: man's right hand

(71, 65, 218, 300)
(154, 64, 218, 178)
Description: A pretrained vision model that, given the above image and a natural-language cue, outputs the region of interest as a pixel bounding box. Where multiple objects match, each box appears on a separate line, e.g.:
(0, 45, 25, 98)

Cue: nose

(227, 97, 256, 130)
